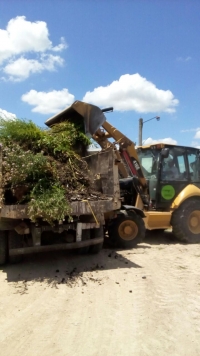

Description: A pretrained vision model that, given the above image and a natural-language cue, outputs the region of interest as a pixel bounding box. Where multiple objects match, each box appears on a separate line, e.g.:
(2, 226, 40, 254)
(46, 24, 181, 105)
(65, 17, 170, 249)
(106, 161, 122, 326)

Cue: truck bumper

(9, 237, 104, 256)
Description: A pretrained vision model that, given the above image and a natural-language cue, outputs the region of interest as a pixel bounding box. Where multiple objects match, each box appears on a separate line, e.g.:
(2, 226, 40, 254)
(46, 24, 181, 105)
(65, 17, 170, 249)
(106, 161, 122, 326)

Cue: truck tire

(108, 214, 145, 248)
(8, 230, 23, 264)
(89, 225, 104, 254)
(0, 231, 8, 265)
(77, 229, 90, 254)
(171, 199, 200, 243)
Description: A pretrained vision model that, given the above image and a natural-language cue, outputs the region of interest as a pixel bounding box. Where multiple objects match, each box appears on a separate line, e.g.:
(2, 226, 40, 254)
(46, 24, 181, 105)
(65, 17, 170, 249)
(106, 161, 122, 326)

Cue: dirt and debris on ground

(1, 230, 200, 356)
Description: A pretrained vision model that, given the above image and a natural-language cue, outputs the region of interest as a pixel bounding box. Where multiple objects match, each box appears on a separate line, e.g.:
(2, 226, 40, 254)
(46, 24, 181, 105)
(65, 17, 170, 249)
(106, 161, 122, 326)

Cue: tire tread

(171, 199, 200, 243)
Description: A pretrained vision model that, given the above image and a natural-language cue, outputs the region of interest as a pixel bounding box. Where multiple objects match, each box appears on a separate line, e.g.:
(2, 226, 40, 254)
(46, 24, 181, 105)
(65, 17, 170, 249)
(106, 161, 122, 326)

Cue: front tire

(171, 199, 200, 243)
(108, 214, 145, 248)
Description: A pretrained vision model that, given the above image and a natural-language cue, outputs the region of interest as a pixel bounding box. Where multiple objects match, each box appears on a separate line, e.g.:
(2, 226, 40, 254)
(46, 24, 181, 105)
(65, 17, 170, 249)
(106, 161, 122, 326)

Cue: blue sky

(0, 0, 200, 147)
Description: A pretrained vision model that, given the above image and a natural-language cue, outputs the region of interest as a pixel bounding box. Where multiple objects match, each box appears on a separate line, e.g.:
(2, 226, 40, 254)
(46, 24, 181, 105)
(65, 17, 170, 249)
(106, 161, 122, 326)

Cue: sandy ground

(0, 230, 200, 356)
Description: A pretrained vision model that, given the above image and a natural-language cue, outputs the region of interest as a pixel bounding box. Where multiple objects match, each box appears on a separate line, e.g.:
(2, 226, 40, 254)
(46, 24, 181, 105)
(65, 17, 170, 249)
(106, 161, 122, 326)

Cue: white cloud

(52, 37, 67, 52)
(21, 89, 75, 114)
(4, 54, 64, 81)
(143, 137, 177, 145)
(83, 74, 179, 113)
(0, 16, 67, 80)
(0, 16, 52, 64)
(194, 131, 200, 139)
(191, 141, 200, 147)
(0, 108, 16, 120)
(181, 128, 200, 133)
(176, 56, 192, 62)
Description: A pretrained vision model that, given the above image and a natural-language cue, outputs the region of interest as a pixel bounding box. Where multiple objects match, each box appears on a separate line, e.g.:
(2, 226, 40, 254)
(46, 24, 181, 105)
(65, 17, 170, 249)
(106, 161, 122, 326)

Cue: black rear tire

(171, 199, 200, 243)
(8, 230, 23, 264)
(89, 226, 104, 254)
(0, 231, 8, 265)
(77, 229, 90, 254)
(108, 214, 145, 248)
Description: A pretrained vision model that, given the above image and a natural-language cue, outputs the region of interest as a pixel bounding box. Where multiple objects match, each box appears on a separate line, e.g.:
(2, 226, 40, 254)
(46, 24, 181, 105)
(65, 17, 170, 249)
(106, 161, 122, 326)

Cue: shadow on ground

(144, 229, 185, 246)
(1, 247, 142, 286)
(1, 229, 185, 287)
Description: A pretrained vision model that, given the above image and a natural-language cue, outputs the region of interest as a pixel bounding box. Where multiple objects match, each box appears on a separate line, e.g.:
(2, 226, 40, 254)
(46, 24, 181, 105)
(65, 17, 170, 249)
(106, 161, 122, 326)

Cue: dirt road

(0, 230, 200, 356)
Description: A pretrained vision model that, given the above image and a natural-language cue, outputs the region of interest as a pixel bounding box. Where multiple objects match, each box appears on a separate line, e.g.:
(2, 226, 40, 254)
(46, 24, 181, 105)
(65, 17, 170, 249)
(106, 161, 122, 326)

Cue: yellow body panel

(135, 194, 144, 210)
(143, 184, 200, 230)
(171, 184, 200, 209)
(144, 211, 172, 230)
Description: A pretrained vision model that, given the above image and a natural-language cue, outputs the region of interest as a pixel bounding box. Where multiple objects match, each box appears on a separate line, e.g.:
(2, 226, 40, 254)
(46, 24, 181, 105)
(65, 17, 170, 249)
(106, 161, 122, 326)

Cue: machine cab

(137, 144, 200, 210)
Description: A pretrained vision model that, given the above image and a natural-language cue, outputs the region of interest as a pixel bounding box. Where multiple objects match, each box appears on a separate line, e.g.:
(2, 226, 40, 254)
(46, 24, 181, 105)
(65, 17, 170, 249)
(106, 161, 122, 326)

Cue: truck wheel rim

(188, 210, 200, 234)
(118, 220, 138, 241)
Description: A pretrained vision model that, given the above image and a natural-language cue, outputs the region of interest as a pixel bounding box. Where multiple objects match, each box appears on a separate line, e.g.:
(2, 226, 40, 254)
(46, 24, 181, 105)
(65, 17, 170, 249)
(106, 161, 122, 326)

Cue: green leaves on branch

(0, 118, 43, 145)
(3, 144, 54, 187)
(0, 117, 91, 225)
(28, 182, 72, 225)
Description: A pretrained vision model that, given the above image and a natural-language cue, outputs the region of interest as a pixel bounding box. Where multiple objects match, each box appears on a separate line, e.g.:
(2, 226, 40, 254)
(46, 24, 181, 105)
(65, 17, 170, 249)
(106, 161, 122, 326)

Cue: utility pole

(138, 118, 143, 146)
(138, 116, 160, 146)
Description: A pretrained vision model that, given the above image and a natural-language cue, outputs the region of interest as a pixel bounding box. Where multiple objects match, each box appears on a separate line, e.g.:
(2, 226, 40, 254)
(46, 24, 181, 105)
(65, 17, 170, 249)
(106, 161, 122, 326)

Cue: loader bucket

(45, 100, 106, 136)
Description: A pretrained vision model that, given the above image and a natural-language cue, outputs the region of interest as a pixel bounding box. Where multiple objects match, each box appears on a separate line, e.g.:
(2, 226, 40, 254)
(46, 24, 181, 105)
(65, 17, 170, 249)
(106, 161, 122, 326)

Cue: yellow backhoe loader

(46, 101, 200, 244)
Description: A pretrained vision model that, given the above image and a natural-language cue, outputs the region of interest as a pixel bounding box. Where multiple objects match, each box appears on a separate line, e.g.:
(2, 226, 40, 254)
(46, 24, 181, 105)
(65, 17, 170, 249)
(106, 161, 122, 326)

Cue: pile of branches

(0, 117, 93, 224)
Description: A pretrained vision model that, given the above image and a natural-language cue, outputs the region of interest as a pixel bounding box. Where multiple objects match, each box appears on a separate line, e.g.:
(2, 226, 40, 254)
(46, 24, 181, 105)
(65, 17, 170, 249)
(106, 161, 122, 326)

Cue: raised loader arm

(93, 120, 149, 207)
(94, 121, 146, 185)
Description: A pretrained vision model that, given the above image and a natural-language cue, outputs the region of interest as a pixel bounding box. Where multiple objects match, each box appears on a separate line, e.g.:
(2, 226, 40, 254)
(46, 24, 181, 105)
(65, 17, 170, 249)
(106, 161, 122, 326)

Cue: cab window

(187, 150, 200, 182)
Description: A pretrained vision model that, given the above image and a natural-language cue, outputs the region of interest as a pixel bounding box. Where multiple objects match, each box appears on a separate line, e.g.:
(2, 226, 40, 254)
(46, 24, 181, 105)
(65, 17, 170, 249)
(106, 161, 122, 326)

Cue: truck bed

(0, 150, 121, 223)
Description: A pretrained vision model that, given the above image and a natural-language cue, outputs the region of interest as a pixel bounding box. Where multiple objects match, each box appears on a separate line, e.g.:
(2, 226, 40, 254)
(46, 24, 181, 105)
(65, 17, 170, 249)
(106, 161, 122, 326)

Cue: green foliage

(28, 181, 72, 225)
(0, 118, 91, 156)
(0, 118, 43, 145)
(0, 117, 91, 224)
(38, 121, 91, 157)
(2, 143, 54, 188)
